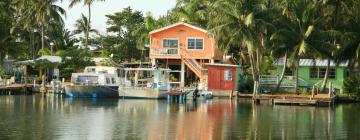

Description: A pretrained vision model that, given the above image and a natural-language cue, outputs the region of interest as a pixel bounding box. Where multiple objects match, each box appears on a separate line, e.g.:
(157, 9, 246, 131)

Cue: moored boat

(65, 66, 121, 97)
(118, 68, 171, 99)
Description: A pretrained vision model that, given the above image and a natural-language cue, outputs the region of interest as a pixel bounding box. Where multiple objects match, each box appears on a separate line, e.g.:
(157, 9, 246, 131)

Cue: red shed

(205, 64, 239, 96)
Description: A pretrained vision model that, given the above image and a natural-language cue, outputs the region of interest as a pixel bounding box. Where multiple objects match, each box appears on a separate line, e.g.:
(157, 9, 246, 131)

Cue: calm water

(0, 95, 359, 140)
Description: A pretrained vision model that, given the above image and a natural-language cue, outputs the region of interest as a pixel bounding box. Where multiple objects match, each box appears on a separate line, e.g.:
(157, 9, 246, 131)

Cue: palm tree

(14, 0, 66, 56)
(208, 0, 278, 94)
(73, 14, 99, 47)
(69, 0, 105, 49)
(269, 0, 333, 92)
(174, 0, 215, 28)
(336, 0, 360, 78)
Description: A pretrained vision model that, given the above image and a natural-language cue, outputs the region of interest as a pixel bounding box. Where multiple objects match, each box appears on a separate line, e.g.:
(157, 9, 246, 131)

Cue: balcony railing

(151, 48, 179, 55)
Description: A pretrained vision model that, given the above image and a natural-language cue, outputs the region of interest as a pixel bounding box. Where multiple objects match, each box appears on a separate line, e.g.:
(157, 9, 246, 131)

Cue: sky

(56, 0, 177, 35)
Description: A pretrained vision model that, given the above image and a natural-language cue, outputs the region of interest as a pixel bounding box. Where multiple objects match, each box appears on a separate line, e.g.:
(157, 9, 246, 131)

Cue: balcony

(150, 48, 180, 58)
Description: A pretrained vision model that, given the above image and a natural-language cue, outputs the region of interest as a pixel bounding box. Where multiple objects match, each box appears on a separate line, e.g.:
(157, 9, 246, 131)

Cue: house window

(187, 38, 203, 50)
(106, 78, 111, 84)
(284, 68, 293, 76)
(224, 70, 232, 81)
(310, 68, 336, 79)
(163, 39, 178, 48)
(111, 78, 116, 84)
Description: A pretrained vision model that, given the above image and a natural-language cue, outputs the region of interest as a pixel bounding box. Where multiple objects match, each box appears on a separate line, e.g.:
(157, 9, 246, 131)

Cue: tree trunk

(295, 58, 299, 94)
(321, 59, 331, 91)
(85, 4, 91, 49)
(250, 54, 259, 95)
(276, 51, 288, 91)
(41, 25, 44, 56)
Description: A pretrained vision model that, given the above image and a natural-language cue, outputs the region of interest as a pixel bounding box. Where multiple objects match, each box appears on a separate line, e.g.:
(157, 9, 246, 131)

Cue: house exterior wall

(207, 66, 236, 90)
(150, 24, 222, 60)
(275, 66, 346, 90)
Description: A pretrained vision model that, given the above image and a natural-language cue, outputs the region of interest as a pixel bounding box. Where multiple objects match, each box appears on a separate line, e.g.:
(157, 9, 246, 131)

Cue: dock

(164, 91, 188, 103)
(238, 93, 336, 106)
(0, 84, 35, 95)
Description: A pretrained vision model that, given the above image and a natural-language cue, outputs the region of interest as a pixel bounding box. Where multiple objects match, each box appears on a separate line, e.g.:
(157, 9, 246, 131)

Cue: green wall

(275, 66, 345, 91)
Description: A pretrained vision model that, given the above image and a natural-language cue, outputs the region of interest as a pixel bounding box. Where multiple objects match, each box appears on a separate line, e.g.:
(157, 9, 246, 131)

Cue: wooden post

(328, 82, 332, 98)
(231, 90, 234, 100)
(180, 61, 185, 88)
(311, 85, 315, 99)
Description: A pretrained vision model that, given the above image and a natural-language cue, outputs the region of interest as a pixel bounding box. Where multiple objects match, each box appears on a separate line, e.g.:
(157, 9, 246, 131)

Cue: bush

(238, 75, 254, 93)
(343, 75, 360, 98)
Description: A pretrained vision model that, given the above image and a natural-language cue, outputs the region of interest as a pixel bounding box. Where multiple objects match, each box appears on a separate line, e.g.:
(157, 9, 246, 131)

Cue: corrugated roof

(274, 59, 348, 67)
(37, 55, 62, 63)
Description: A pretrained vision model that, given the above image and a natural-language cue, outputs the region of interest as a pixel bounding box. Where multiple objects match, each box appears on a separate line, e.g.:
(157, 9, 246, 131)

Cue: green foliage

(35, 59, 56, 69)
(299, 88, 310, 95)
(0, 70, 10, 79)
(238, 75, 254, 93)
(344, 75, 360, 98)
(169, 74, 178, 82)
(59, 48, 95, 79)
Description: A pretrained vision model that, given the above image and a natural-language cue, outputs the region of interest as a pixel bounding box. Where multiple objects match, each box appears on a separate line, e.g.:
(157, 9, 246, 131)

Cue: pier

(238, 94, 336, 106)
(165, 91, 188, 103)
(0, 84, 34, 95)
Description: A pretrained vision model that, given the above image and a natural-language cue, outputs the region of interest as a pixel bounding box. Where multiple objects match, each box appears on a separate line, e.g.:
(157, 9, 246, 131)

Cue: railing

(151, 48, 179, 55)
(259, 75, 312, 88)
(179, 48, 204, 78)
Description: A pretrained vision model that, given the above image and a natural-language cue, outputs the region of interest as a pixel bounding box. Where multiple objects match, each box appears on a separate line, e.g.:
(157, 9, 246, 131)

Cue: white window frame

(162, 38, 179, 48)
(224, 69, 233, 81)
(186, 37, 204, 50)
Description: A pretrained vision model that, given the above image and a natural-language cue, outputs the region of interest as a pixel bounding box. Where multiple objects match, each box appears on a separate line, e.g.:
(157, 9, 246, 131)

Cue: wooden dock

(238, 93, 336, 106)
(0, 84, 35, 95)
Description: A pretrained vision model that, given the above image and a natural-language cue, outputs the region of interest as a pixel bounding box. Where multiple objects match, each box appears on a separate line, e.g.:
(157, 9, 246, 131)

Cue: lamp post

(50, 42, 54, 56)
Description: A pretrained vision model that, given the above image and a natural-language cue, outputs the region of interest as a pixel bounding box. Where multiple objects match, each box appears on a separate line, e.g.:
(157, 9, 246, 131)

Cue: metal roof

(16, 55, 62, 65)
(274, 59, 348, 67)
(37, 55, 62, 63)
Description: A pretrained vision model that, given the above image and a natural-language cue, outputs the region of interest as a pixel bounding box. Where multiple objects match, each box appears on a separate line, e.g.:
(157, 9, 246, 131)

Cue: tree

(15, 0, 66, 56)
(73, 14, 99, 47)
(174, 0, 215, 28)
(103, 7, 145, 63)
(208, 0, 278, 94)
(269, 0, 333, 92)
(69, 0, 105, 49)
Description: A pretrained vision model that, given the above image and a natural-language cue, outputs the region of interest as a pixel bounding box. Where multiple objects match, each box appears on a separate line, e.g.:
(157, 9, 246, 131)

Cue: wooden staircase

(180, 49, 207, 81)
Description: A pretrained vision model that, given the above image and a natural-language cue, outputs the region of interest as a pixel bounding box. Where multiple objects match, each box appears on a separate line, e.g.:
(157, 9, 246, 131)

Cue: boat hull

(65, 85, 119, 98)
(118, 87, 167, 99)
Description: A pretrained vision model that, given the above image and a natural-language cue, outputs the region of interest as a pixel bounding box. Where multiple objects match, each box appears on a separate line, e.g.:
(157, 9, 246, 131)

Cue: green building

(273, 59, 348, 93)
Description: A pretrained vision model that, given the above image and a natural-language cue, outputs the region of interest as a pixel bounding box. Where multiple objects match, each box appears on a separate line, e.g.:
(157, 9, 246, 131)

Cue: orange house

(149, 22, 222, 88)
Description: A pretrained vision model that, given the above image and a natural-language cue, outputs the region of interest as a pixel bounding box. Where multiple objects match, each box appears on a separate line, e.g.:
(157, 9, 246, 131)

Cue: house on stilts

(149, 21, 224, 93)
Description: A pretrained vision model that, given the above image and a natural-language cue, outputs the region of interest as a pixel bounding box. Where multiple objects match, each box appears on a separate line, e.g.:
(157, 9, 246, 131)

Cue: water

(0, 95, 359, 140)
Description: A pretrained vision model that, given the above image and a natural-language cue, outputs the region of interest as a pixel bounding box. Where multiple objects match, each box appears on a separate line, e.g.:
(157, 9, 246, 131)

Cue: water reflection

(0, 95, 359, 139)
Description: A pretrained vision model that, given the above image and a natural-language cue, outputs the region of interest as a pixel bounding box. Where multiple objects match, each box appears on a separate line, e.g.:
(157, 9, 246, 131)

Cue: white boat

(65, 66, 121, 97)
(118, 68, 171, 99)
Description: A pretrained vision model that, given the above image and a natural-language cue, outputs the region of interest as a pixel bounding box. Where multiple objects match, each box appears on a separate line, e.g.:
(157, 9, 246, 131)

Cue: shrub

(343, 75, 360, 99)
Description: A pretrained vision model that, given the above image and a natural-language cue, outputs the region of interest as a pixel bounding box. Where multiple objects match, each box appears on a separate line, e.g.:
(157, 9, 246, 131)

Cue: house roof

(37, 55, 62, 63)
(149, 22, 208, 34)
(16, 55, 62, 65)
(274, 59, 348, 67)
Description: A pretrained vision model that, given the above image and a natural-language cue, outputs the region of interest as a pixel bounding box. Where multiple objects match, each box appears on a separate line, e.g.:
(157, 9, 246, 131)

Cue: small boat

(118, 67, 171, 99)
(202, 91, 213, 99)
(65, 66, 121, 98)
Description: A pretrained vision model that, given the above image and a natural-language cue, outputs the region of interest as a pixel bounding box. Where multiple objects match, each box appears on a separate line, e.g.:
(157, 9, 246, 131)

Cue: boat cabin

(70, 66, 121, 86)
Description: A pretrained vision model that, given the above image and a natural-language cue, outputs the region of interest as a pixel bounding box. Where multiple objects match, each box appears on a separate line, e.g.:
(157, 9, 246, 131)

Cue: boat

(118, 67, 172, 99)
(65, 66, 121, 97)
